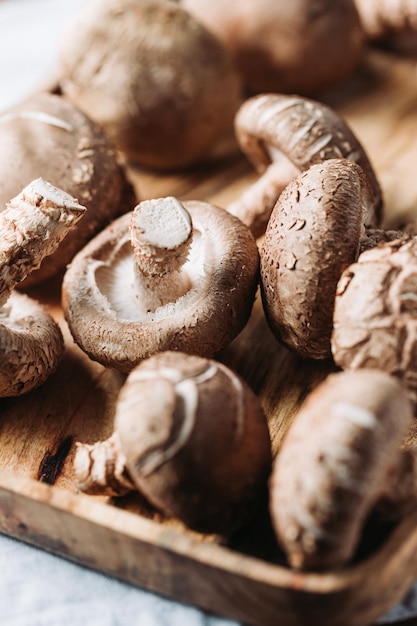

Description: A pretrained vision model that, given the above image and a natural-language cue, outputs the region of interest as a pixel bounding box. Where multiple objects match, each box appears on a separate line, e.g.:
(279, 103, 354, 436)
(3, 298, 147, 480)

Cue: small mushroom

(354, 0, 417, 41)
(62, 196, 259, 371)
(182, 0, 364, 96)
(260, 158, 373, 360)
(74, 351, 272, 534)
(270, 369, 415, 571)
(332, 235, 417, 405)
(58, 0, 242, 170)
(227, 94, 382, 238)
(0, 178, 86, 396)
(0, 92, 135, 286)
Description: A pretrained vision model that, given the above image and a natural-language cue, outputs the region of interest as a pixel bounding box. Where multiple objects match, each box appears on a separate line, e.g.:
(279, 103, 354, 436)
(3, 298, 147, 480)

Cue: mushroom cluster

(4, 0, 417, 590)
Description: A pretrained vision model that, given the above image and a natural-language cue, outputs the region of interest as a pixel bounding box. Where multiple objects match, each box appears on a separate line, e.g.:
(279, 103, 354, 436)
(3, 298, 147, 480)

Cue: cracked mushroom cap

(115, 351, 272, 534)
(0, 92, 133, 286)
(260, 158, 372, 360)
(228, 94, 382, 238)
(58, 0, 242, 170)
(270, 369, 413, 571)
(182, 0, 364, 95)
(331, 236, 417, 404)
(0, 292, 64, 397)
(62, 197, 259, 372)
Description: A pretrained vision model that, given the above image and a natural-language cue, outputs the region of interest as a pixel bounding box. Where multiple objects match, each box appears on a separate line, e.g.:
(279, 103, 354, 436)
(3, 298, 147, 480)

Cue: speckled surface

(0, 1, 416, 624)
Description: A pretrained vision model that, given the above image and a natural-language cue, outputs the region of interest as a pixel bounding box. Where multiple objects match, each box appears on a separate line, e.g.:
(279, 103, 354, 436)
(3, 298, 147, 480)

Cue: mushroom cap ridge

(62, 200, 259, 371)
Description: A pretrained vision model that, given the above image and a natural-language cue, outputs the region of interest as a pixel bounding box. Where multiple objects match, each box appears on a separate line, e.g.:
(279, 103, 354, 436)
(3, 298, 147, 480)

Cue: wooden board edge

(1, 470, 417, 626)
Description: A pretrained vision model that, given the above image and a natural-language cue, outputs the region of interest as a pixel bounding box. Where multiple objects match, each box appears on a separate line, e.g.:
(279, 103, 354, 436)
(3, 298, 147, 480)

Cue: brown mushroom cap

(182, 0, 364, 95)
(260, 158, 371, 360)
(228, 94, 382, 238)
(58, 0, 242, 170)
(115, 351, 272, 534)
(0, 92, 132, 286)
(332, 235, 417, 404)
(270, 369, 413, 571)
(62, 199, 259, 371)
(0, 292, 64, 397)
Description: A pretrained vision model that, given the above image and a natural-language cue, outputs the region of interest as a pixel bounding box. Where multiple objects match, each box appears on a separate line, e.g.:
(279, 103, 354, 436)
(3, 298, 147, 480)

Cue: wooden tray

(1, 47, 417, 626)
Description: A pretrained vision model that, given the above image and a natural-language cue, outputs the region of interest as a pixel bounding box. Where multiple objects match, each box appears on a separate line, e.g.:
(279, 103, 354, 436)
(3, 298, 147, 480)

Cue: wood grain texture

(1, 47, 417, 625)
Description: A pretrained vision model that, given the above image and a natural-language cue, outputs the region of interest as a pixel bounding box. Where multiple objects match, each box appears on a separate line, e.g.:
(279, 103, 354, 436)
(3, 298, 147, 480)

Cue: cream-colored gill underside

(92, 225, 214, 323)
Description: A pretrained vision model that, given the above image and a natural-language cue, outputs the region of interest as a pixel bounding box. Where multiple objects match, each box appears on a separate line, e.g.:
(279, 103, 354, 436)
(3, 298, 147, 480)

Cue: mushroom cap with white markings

(0, 92, 130, 285)
(115, 351, 272, 533)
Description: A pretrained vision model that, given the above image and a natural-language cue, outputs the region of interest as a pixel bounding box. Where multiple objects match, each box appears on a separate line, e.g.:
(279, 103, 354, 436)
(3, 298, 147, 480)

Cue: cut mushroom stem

(0, 177, 86, 306)
(130, 197, 193, 312)
(75, 432, 135, 497)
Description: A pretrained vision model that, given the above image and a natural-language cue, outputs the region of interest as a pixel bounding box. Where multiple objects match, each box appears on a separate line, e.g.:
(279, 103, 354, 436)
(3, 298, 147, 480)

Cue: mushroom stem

(227, 160, 299, 238)
(0, 178, 86, 306)
(74, 432, 135, 497)
(130, 197, 193, 312)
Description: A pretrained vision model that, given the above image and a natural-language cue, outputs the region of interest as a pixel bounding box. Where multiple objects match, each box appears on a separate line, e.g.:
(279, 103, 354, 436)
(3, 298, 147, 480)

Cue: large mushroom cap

(0, 92, 129, 286)
(270, 369, 413, 571)
(182, 0, 364, 95)
(58, 0, 242, 170)
(115, 351, 272, 534)
(260, 159, 370, 360)
(62, 199, 259, 371)
(0, 292, 64, 397)
(332, 236, 417, 404)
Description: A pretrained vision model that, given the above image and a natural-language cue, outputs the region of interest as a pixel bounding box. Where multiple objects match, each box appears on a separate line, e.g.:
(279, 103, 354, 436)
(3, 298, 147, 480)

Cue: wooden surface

(1, 46, 417, 626)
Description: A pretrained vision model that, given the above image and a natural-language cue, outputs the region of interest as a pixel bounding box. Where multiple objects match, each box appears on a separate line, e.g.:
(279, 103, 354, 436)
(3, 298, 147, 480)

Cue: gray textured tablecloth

(0, 1, 416, 624)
